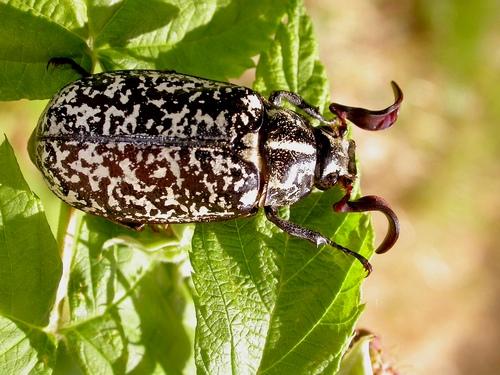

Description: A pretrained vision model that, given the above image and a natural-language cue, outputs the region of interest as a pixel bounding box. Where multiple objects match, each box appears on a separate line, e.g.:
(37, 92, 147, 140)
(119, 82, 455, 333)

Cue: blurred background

(306, 0, 500, 373)
(1, 1, 499, 373)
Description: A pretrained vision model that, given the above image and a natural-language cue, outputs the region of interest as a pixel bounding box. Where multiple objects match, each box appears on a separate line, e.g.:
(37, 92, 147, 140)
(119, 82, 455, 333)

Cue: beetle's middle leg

(264, 206, 372, 274)
(47, 57, 91, 77)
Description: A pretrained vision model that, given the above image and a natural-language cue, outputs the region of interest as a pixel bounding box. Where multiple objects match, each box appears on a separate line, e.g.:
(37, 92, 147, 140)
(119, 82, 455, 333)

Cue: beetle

(29, 58, 402, 274)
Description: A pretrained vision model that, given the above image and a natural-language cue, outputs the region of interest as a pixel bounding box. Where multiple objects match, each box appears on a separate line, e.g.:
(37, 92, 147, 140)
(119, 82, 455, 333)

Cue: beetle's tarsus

(329, 81, 403, 131)
(334, 195, 400, 254)
(264, 206, 372, 275)
(47, 57, 91, 77)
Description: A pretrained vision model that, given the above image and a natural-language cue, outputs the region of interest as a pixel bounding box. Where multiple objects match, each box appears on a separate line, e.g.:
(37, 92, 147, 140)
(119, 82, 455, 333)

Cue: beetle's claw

(329, 81, 403, 131)
(334, 195, 400, 255)
(325, 238, 372, 276)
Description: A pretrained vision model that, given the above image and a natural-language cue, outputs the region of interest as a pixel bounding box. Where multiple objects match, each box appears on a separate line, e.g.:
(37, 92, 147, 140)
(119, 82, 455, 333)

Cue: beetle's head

(313, 126, 356, 191)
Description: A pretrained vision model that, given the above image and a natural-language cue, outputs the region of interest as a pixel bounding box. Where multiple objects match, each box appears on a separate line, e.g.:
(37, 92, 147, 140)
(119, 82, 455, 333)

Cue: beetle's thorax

(313, 127, 356, 190)
(261, 106, 317, 207)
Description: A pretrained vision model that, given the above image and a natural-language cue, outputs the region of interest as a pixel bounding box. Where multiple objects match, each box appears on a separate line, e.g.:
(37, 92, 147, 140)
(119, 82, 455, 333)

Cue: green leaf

(1, 0, 288, 100)
(94, 0, 289, 80)
(254, 0, 329, 107)
(0, 137, 61, 374)
(0, 1, 92, 100)
(58, 214, 193, 374)
(190, 214, 281, 374)
(0, 315, 57, 375)
(0, 137, 61, 326)
(190, 1, 374, 374)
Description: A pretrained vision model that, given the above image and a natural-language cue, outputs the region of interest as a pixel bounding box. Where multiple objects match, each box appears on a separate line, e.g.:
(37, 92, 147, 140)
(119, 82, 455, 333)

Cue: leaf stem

(46, 205, 80, 334)
(56, 202, 72, 249)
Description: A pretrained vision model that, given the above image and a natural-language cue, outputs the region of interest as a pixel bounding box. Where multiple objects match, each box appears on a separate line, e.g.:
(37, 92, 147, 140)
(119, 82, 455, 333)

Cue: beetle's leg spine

(47, 57, 91, 77)
(264, 206, 372, 275)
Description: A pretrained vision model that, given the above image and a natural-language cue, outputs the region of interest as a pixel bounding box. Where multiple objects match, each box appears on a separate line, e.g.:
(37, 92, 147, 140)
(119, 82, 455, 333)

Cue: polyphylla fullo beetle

(29, 58, 402, 274)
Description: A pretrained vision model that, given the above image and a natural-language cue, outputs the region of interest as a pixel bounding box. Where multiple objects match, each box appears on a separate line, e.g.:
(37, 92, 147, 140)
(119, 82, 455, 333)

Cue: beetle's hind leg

(264, 206, 372, 275)
(47, 57, 91, 77)
(269, 91, 333, 125)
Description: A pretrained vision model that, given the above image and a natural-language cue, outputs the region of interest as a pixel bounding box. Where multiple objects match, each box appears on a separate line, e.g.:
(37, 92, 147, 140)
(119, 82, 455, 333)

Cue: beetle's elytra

(30, 58, 403, 274)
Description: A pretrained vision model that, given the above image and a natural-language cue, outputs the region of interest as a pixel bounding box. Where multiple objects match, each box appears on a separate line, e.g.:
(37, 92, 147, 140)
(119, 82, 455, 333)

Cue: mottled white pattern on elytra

(145, 119, 154, 130)
(215, 111, 227, 128)
(240, 133, 262, 168)
(188, 150, 202, 170)
(233, 179, 245, 191)
(150, 98, 165, 107)
(60, 86, 78, 103)
(189, 92, 202, 102)
(160, 148, 183, 187)
(240, 113, 249, 125)
(45, 117, 64, 136)
(241, 94, 261, 116)
(66, 103, 101, 132)
(94, 165, 110, 178)
(102, 106, 126, 135)
(51, 145, 70, 173)
(103, 76, 126, 98)
(118, 158, 155, 193)
(194, 109, 215, 132)
(65, 190, 86, 205)
(119, 90, 131, 104)
(239, 189, 258, 206)
(35, 70, 268, 224)
(153, 167, 167, 178)
(162, 105, 190, 132)
(115, 104, 140, 134)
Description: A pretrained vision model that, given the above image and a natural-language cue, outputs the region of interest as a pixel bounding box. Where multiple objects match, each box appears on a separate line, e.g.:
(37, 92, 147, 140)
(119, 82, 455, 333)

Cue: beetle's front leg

(264, 206, 372, 274)
(269, 91, 333, 125)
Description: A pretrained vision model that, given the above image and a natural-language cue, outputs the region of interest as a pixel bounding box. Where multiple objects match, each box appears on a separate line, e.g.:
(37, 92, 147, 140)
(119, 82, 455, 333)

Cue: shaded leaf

(60, 214, 193, 374)
(0, 1, 91, 100)
(0, 0, 289, 100)
(0, 316, 57, 375)
(96, 0, 289, 80)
